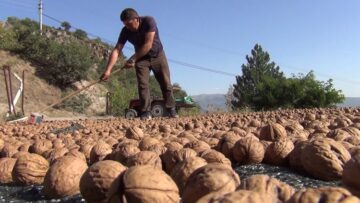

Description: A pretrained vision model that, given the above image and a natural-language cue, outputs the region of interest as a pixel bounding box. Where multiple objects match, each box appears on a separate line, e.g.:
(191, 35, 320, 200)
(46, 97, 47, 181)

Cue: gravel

(235, 163, 342, 189)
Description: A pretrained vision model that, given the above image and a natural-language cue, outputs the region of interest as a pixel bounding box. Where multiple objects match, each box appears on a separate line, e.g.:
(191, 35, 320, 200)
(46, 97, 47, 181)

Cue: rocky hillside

(0, 50, 108, 122)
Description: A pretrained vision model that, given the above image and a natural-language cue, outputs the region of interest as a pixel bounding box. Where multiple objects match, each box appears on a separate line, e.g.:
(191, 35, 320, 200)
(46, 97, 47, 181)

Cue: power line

(168, 59, 237, 77)
(122, 46, 237, 76)
(163, 32, 248, 57)
(42, 13, 62, 24)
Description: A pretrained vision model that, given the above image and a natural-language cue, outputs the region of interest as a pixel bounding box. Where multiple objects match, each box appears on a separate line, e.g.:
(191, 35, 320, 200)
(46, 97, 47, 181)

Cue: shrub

(61, 21, 71, 31)
(21, 35, 94, 88)
(109, 84, 138, 116)
(55, 93, 91, 113)
(0, 27, 19, 50)
(73, 29, 87, 40)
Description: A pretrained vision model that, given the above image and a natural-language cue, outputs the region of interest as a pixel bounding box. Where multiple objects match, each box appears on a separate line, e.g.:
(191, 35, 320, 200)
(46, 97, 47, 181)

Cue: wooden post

(3, 66, 12, 115)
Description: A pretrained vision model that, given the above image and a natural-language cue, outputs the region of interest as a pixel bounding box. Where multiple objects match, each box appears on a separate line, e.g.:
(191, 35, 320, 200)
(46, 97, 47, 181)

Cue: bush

(61, 21, 71, 31)
(20, 34, 94, 88)
(286, 71, 345, 108)
(109, 84, 138, 116)
(2, 18, 94, 88)
(0, 27, 19, 50)
(55, 93, 91, 113)
(73, 29, 87, 40)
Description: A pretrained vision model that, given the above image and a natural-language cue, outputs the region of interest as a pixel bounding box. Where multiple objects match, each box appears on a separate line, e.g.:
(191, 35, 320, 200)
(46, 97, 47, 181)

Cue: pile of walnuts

(0, 107, 360, 202)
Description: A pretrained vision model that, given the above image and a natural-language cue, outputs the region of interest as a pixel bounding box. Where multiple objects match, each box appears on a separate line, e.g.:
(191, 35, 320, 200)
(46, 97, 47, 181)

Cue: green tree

(61, 21, 71, 31)
(109, 84, 138, 116)
(104, 67, 138, 116)
(286, 71, 345, 108)
(231, 44, 345, 110)
(232, 44, 284, 110)
(73, 29, 87, 40)
(20, 33, 94, 88)
(0, 26, 19, 50)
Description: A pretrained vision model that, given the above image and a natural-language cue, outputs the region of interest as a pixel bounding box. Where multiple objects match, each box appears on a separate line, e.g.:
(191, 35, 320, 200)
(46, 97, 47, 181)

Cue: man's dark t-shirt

(117, 16, 163, 58)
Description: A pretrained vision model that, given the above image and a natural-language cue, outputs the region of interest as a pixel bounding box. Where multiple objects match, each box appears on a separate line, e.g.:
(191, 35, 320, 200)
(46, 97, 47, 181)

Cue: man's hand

(100, 70, 111, 81)
(125, 58, 135, 69)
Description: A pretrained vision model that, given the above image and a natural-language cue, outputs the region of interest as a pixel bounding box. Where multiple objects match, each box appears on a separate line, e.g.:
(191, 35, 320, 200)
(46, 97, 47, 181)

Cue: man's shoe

(168, 108, 179, 118)
(140, 111, 152, 120)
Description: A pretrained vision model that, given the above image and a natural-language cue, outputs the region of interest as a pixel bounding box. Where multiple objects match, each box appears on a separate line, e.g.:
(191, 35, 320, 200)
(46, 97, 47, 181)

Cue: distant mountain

(337, 97, 360, 108)
(191, 94, 360, 112)
(191, 94, 227, 112)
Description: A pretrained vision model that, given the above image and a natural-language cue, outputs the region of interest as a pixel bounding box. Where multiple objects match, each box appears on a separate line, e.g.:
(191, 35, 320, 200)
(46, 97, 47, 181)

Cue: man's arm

(134, 31, 155, 61)
(106, 43, 124, 73)
(101, 43, 124, 81)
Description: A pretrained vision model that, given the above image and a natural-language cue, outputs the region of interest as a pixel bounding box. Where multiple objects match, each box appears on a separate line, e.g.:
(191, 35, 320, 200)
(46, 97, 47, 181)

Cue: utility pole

(38, 0, 43, 35)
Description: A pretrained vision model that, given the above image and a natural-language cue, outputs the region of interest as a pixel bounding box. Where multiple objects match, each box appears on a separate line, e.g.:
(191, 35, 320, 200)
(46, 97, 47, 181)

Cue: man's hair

(120, 8, 139, 21)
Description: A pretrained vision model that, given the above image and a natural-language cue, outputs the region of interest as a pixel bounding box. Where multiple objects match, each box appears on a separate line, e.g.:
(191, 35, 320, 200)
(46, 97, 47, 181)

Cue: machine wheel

(125, 109, 138, 119)
(151, 102, 166, 117)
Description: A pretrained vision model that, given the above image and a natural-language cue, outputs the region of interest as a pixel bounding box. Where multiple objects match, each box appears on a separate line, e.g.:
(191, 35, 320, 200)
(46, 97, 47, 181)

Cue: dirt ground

(0, 50, 80, 122)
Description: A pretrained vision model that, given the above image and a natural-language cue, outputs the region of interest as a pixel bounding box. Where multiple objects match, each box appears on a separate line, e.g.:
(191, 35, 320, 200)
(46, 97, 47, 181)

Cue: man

(101, 8, 178, 120)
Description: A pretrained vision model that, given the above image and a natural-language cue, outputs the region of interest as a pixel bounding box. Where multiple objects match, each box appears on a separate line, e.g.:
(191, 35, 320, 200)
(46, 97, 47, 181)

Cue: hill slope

(0, 50, 108, 121)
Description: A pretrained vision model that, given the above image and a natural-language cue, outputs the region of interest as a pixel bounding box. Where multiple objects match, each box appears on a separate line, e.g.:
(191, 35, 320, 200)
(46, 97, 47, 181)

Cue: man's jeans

(135, 51, 176, 113)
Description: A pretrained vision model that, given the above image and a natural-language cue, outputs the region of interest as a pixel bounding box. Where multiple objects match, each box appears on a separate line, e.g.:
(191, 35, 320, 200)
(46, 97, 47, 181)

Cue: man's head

(120, 8, 139, 31)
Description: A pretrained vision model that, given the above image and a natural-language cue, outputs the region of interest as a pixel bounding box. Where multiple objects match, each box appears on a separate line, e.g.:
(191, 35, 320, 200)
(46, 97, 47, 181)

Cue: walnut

(0, 144, 19, 158)
(200, 149, 232, 166)
(343, 149, 360, 197)
(112, 143, 140, 165)
(170, 156, 207, 194)
(240, 174, 295, 202)
(89, 140, 112, 164)
(126, 151, 162, 169)
(259, 123, 287, 141)
(182, 163, 241, 203)
(264, 138, 294, 166)
(197, 190, 271, 203)
(12, 153, 49, 185)
(125, 126, 144, 140)
(289, 140, 309, 172)
(43, 156, 88, 199)
(184, 140, 211, 154)
(216, 133, 242, 161)
(287, 187, 359, 203)
(29, 139, 53, 155)
(162, 147, 197, 174)
(233, 137, 264, 164)
(80, 160, 127, 203)
(120, 165, 179, 203)
(0, 157, 17, 184)
(301, 138, 351, 180)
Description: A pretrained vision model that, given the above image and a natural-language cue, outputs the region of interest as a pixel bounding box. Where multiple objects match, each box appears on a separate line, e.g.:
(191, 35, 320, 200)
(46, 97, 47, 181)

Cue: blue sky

(1, 0, 360, 97)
